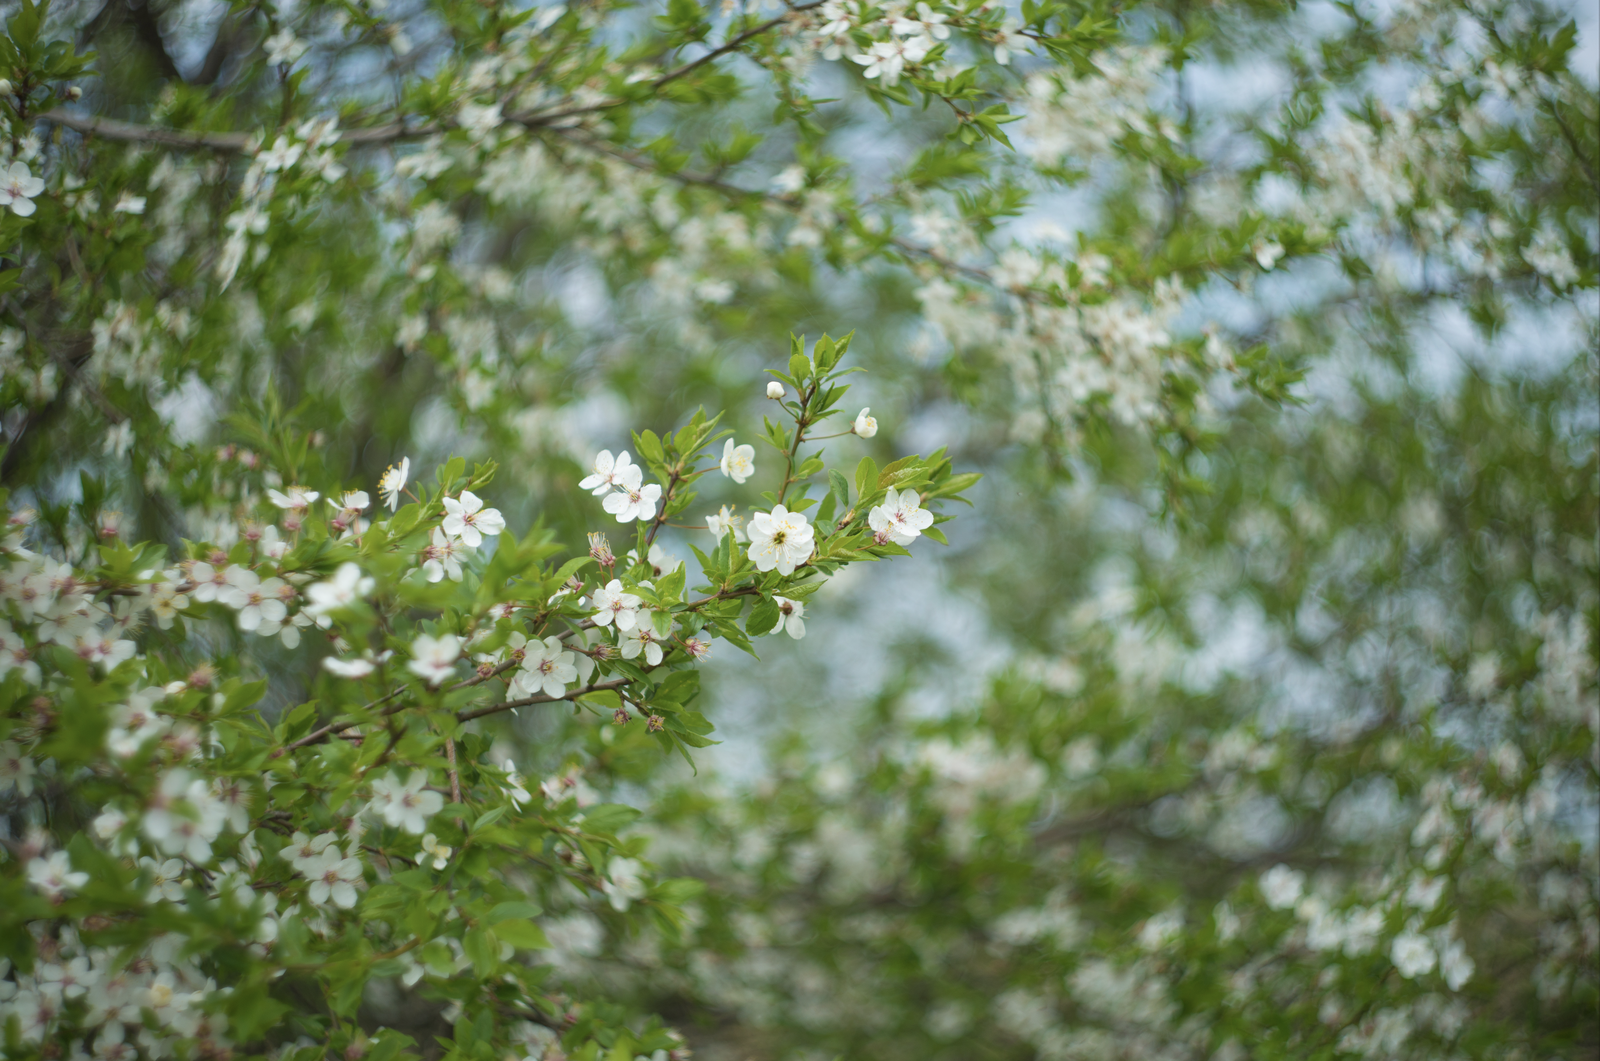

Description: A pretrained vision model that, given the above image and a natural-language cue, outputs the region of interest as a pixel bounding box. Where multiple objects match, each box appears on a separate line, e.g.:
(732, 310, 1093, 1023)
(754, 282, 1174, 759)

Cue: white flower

(632, 541, 678, 578)
(620, 621, 663, 666)
(304, 563, 374, 617)
(369, 770, 445, 833)
(766, 381, 786, 399)
(719, 439, 756, 483)
(259, 524, 288, 560)
(282, 830, 339, 874)
(852, 407, 878, 437)
(189, 560, 230, 603)
(890, 2, 950, 39)
(1253, 239, 1284, 270)
(1390, 929, 1436, 978)
(517, 636, 578, 698)
(0, 740, 36, 796)
(747, 505, 815, 575)
(40, 956, 95, 1000)
(1259, 864, 1304, 910)
(423, 527, 470, 583)
(458, 101, 504, 140)
(868, 486, 934, 546)
(705, 505, 745, 542)
(227, 569, 289, 631)
(853, 39, 914, 85)
(774, 596, 806, 639)
(27, 850, 87, 898)
(408, 633, 461, 685)
(991, 18, 1026, 64)
(420, 833, 452, 870)
(441, 490, 506, 548)
(323, 656, 375, 679)
(591, 579, 641, 631)
(304, 849, 364, 908)
(0, 162, 43, 217)
(141, 856, 187, 903)
(264, 30, 308, 65)
(1439, 936, 1475, 990)
(113, 193, 146, 215)
(329, 490, 371, 533)
(579, 449, 636, 495)
(1404, 874, 1446, 911)
(379, 457, 410, 510)
(267, 485, 320, 510)
(602, 464, 662, 523)
(601, 856, 647, 911)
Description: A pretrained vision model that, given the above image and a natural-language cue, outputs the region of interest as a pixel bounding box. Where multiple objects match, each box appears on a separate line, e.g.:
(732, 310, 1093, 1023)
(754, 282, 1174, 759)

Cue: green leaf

(828, 469, 851, 508)
(463, 927, 498, 978)
(486, 901, 544, 924)
(746, 597, 780, 637)
(492, 919, 550, 950)
(581, 803, 642, 835)
(579, 689, 623, 711)
(855, 456, 879, 502)
(472, 806, 509, 832)
(789, 352, 812, 384)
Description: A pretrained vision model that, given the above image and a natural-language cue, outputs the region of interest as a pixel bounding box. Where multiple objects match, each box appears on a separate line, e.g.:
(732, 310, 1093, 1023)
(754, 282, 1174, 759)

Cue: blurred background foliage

(1, 0, 1596, 1055)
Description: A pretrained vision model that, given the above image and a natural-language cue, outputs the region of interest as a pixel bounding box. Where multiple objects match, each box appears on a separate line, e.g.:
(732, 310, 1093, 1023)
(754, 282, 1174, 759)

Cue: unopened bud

(852, 407, 878, 438)
(66, 86, 81, 101)
(766, 381, 785, 399)
(0, 80, 12, 96)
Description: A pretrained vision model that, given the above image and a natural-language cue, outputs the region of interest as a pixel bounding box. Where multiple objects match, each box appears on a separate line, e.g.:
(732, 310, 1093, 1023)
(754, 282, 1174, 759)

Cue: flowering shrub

(0, 0, 1593, 1056)
(0, 330, 977, 1058)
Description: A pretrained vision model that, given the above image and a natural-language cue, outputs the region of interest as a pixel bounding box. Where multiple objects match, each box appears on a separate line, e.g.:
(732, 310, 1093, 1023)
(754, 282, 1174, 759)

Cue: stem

(644, 464, 687, 549)
(774, 380, 817, 507)
(276, 657, 522, 755)
(444, 736, 462, 804)
(457, 676, 629, 723)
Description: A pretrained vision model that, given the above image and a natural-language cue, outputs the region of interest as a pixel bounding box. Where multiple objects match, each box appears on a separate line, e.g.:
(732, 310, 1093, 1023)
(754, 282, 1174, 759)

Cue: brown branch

(275, 657, 523, 755)
(457, 676, 628, 723)
(444, 735, 462, 804)
(39, 1, 828, 154)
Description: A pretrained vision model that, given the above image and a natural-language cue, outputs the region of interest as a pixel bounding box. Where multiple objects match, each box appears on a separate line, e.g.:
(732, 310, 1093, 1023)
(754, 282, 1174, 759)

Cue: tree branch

(39, 1, 829, 153)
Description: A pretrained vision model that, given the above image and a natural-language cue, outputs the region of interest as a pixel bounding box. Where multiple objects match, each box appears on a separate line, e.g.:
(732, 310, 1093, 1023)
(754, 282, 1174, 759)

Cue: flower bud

(66, 86, 82, 101)
(766, 381, 785, 399)
(0, 80, 12, 96)
(852, 407, 878, 438)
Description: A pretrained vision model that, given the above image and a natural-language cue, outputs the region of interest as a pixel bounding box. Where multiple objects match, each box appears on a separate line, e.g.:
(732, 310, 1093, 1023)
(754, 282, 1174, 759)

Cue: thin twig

(444, 736, 462, 804)
(457, 676, 629, 723)
(39, 1, 828, 154)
